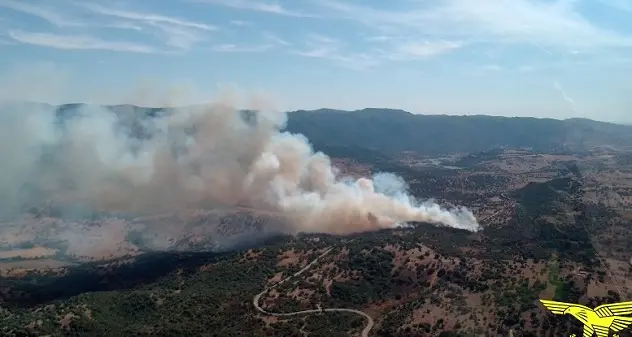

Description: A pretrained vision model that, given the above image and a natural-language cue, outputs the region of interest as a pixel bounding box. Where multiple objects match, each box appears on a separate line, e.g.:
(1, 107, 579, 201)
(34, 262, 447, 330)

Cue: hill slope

(0, 110, 631, 336)
(286, 109, 632, 155)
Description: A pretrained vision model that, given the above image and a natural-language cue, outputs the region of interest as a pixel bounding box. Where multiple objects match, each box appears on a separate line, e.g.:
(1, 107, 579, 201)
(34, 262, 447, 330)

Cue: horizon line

(1, 99, 627, 126)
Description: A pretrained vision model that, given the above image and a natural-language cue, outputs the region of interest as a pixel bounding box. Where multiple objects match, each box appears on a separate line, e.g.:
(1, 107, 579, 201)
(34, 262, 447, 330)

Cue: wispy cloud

(82, 4, 216, 31)
(0, 1, 216, 52)
(292, 34, 343, 58)
(554, 79, 578, 113)
(314, 0, 632, 51)
(211, 43, 272, 53)
(292, 33, 459, 70)
(102, 21, 144, 31)
(262, 31, 290, 46)
(0, 0, 83, 27)
(8, 30, 158, 53)
(81, 3, 217, 50)
(380, 40, 463, 61)
(190, 0, 314, 18)
(292, 34, 380, 70)
(230, 20, 254, 27)
(147, 22, 206, 50)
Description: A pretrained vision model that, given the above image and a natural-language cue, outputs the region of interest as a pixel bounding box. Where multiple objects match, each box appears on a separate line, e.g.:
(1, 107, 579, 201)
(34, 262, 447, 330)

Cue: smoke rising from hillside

(0, 95, 479, 235)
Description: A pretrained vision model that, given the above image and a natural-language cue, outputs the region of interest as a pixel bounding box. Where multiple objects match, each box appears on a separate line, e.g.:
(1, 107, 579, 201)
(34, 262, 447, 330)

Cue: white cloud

(553, 79, 578, 113)
(364, 35, 394, 42)
(81, 4, 216, 31)
(146, 22, 206, 50)
(0, 0, 84, 27)
(9, 30, 158, 53)
(102, 21, 144, 31)
(190, 0, 315, 18)
(314, 0, 632, 51)
(292, 33, 459, 69)
(230, 20, 254, 26)
(292, 34, 343, 58)
(211, 43, 272, 53)
(0, 1, 149, 35)
(262, 31, 290, 46)
(381, 40, 463, 61)
(81, 3, 217, 50)
(292, 34, 381, 70)
(0, 1, 216, 51)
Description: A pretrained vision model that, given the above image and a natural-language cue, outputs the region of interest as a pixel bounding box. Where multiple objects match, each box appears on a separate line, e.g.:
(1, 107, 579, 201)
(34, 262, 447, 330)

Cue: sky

(0, 0, 631, 123)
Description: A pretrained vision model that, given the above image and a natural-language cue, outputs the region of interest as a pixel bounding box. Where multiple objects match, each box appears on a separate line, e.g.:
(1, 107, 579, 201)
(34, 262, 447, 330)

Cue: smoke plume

(0, 95, 479, 236)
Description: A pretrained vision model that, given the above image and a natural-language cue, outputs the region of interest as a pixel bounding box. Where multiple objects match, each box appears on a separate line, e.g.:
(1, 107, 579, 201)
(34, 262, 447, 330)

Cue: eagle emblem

(540, 299, 632, 337)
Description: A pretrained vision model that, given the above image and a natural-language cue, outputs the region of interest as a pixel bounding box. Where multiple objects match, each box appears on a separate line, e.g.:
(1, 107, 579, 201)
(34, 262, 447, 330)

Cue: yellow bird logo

(540, 299, 632, 337)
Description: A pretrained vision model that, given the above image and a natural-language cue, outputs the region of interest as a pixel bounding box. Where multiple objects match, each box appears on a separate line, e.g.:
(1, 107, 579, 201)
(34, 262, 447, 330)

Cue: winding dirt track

(253, 248, 375, 337)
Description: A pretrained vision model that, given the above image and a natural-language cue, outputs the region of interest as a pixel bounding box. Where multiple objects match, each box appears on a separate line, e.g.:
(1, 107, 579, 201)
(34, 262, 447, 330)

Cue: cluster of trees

(482, 177, 600, 266)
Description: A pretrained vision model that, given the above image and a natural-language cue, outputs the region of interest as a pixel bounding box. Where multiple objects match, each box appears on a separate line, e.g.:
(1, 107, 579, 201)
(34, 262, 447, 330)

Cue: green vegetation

(286, 109, 632, 156)
(2, 115, 629, 336)
(546, 257, 565, 301)
(483, 177, 598, 266)
(0, 207, 619, 337)
(1, 250, 279, 336)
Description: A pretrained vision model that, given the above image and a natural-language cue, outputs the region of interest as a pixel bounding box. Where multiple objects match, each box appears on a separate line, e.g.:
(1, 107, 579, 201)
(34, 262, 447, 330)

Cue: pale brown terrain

(2, 148, 632, 336)
(0, 246, 57, 260)
(0, 148, 629, 266)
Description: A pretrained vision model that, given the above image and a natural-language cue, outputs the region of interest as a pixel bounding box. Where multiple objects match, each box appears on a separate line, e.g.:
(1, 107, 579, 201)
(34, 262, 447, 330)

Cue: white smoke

(0, 94, 480, 236)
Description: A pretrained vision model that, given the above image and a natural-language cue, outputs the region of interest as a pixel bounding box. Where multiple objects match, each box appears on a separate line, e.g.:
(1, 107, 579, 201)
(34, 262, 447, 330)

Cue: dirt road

(253, 248, 375, 337)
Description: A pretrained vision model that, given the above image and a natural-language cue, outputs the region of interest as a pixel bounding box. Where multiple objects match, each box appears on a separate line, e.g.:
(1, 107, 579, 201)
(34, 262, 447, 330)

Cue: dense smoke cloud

(0, 93, 479, 236)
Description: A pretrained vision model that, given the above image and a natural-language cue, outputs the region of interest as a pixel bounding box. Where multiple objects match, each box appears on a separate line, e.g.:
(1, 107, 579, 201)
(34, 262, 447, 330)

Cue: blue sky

(0, 0, 631, 122)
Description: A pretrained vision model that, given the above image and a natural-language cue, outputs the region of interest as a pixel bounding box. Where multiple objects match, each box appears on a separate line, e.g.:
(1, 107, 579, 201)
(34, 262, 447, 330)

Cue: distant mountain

(286, 108, 632, 155)
(7, 102, 632, 156)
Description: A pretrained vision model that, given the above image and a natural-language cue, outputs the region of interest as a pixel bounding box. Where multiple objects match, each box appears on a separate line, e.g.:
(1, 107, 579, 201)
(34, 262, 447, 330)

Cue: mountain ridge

(4, 101, 632, 155)
(3, 100, 627, 125)
(284, 108, 632, 156)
